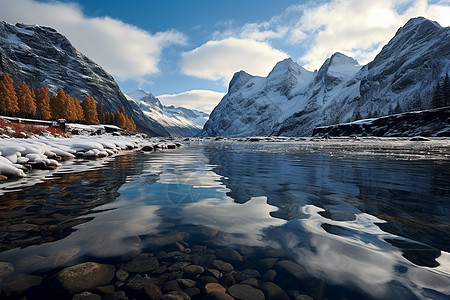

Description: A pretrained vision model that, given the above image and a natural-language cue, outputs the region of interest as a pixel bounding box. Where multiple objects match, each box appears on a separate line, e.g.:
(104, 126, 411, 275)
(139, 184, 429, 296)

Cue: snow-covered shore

(0, 135, 181, 180)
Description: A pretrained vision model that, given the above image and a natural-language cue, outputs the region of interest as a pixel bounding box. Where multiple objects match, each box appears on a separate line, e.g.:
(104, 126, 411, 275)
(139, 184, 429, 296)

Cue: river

(0, 138, 449, 299)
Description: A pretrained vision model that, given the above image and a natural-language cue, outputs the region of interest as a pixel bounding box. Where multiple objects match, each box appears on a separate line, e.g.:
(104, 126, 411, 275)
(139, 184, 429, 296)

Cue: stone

(219, 273, 235, 288)
(233, 269, 260, 281)
(0, 262, 14, 277)
(295, 295, 313, 300)
(177, 278, 196, 289)
(198, 254, 216, 267)
(204, 269, 221, 280)
(196, 276, 219, 287)
(215, 248, 243, 263)
(275, 260, 305, 279)
(72, 291, 101, 300)
(260, 282, 289, 300)
(53, 262, 114, 294)
(200, 226, 219, 237)
(161, 291, 190, 300)
(1, 273, 42, 298)
(203, 291, 235, 300)
(254, 258, 278, 271)
(228, 284, 265, 300)
(263, 270, 276, 282)
(141, 283, 163, 300)
(183, 265, 204, 278)
(102, 291, 127, 300)
(204, 282, 226, 294)
(126, 274, 152, 291)
(168, 261, 190, 271)
(163, 280, 181, 293)
(115, 269, 129, 282)
(240, 278, 258, 288)
(152, 265, 167, 275)
(92, 285, 115, 295)
(184, 287, 200, 298)
(211, 260, 233, 273)
(119, 254, 159, 273)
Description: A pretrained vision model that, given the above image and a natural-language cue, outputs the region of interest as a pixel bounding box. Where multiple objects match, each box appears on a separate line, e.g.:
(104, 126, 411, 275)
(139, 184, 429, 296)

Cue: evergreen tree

(65, 94, 78, 121)
(16, 81, 36, 118)
(35, 87, 51, 120)
(432, 83, 444, 108)
(96, 100, 105, 124)
(115, 109, 126, 129)
(50, 88, 68, 119)
(393, 102, 402, 114)
(73, 98, 84, 122)
(81, 96, 99, 124)
(443, 73, 449, 106)
(0, 73, 19, 116)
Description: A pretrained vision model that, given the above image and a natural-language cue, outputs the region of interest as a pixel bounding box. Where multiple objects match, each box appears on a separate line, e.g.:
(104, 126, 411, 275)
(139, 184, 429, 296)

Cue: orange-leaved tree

(35, 87, 51, 120)
(0, 73, 19, 116)
(16, 81, 36, 118)
(50, 88, 68, 119)
(96, 100, 105, 124)
(81, 96, 99, 124)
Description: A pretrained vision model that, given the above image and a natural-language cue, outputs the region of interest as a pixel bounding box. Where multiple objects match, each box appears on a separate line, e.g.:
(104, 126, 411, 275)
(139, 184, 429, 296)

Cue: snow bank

(0, 135, 149, 180)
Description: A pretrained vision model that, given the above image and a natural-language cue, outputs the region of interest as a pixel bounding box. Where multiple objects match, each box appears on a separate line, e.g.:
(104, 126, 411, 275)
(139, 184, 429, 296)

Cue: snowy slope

(126, 89, 209, 137)
(201, 17, 450, 137)
(0, 22, 169, 136)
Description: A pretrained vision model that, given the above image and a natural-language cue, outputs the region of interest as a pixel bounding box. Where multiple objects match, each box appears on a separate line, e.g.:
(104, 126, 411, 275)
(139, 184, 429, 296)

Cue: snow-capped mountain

(0, 21, 169, 136)
(126, 89, 209, 137)
(201, 17, 450, 137)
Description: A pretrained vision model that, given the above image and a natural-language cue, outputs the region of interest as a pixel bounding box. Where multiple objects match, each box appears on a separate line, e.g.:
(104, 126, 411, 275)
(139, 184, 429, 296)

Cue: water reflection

(0, 140, 449, 299)
(202, 141, 450, 299)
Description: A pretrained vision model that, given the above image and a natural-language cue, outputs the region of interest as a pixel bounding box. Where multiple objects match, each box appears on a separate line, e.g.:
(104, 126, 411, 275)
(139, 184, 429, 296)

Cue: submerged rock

(52, 262, 115, 294)
(228, 284, 265, 300)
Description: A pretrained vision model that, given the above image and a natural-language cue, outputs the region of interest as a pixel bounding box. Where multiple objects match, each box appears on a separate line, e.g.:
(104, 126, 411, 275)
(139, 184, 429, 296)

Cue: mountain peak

(228, 70, 254, 93)
(403, 17, 441, 29)
(329, 52, 359, 66)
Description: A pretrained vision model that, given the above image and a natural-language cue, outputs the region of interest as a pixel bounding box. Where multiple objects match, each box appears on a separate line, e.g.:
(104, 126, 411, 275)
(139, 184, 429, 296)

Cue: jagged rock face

(202, 17, 450, 137)
(312, 107, 450, 137)
(0, 22, 168, 136)
(126, 89, 209, 137)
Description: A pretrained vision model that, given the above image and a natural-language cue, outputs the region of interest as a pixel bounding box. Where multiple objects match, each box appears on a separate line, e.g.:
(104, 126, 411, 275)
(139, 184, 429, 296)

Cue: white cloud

(157, 90, 226, 113)
(0, 0, 187, 80)
(290, 0, 450, 70)
(181, 37, 288, 84)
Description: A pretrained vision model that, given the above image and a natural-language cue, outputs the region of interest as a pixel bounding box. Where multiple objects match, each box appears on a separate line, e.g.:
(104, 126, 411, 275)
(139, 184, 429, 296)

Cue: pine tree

(96, 100, 105, 124)
(73, 98, 84, 122)
(432, 83, 444, 108)
(50, 88, 68, 119)
(115, 109, 126, 129)
(393, 102, 402, 114)
(35, 87, 51, 120)
(81, 96, 99, 124)
(443, 73, 449, 107)
(16, 81, 36, 118)
(65, 94, 78, 121)
(0, 73, 19, 116)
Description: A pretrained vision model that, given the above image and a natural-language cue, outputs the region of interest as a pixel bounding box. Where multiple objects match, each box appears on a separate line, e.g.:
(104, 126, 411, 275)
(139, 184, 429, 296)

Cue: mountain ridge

(126, 89, 209, 137)
(201, 17, 450, 137)
(0, 21, 172, 136)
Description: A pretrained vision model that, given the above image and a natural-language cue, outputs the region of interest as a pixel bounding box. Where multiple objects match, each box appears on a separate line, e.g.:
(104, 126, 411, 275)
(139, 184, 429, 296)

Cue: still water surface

(0, 139, 449, 299)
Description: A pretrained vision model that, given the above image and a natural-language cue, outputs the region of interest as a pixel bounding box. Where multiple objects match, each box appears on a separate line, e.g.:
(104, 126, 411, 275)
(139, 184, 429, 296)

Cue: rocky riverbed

(1, 237, 323, 300)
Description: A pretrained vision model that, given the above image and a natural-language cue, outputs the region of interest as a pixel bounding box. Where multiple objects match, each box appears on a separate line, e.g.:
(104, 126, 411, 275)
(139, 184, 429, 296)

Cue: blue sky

(1, 0, 449, 112)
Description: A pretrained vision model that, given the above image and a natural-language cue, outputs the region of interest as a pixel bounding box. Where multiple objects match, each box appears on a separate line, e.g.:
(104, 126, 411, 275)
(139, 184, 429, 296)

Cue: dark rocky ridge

(312, 106, 450, 137)
(0, 21, 169, 136)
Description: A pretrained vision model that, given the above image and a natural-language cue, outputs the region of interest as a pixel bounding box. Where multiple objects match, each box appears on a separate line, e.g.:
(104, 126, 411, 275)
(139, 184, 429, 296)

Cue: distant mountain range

(201, 17, 450, 137)
(0, 21, 207, 136)
(126, 89, 209, 136)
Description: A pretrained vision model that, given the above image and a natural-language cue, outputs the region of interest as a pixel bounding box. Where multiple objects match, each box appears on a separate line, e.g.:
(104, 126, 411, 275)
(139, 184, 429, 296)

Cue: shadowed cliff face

(0, 22, 169, 136)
